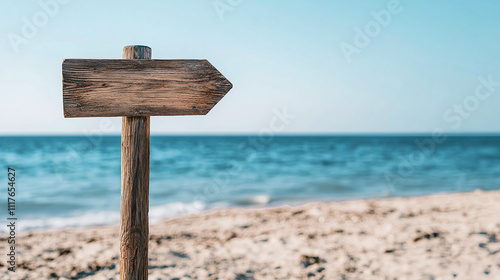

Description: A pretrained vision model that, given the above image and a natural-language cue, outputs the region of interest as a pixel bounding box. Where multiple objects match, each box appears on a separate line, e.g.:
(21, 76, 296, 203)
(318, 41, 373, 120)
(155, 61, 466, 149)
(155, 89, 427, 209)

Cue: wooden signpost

(62, 45, 232, 279)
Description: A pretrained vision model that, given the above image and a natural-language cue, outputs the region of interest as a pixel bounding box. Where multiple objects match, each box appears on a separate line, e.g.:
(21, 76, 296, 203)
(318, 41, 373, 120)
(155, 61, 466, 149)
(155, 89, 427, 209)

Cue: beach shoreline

(2, 190, 500, 279)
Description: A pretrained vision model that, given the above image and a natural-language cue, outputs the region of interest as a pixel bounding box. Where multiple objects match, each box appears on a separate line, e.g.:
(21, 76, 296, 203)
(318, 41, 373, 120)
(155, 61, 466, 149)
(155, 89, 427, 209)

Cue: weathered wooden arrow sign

(63, 59, 232, 117)
(62, 45, 232, 280)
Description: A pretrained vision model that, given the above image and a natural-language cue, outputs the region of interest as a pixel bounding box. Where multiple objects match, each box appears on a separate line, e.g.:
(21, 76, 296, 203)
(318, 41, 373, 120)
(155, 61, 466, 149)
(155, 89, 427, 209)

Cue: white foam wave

(150, 200, 205, 223)
(251, 195, 272, 205)
(2, 201, 206, 234)
(234, 194, 272, 206)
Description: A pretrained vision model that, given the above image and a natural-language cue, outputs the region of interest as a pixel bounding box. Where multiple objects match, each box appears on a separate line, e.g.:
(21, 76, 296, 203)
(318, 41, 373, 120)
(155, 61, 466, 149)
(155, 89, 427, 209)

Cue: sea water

(0, 135, 499, 232)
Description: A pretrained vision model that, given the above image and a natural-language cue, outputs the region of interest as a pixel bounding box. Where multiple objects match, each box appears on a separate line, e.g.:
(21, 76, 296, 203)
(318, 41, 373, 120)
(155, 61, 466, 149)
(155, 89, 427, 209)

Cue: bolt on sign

(62, 45, 232, 279)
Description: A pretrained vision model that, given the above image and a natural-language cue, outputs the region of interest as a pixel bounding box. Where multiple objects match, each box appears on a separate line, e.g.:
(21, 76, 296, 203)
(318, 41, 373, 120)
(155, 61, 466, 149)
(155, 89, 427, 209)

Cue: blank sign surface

(62, 59, 233, 117)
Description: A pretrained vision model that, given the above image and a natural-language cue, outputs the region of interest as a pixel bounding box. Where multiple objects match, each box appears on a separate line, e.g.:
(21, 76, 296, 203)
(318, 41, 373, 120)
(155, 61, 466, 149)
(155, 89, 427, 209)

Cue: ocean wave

(2, 201, 206, 234)
(234, 194, 272, 206)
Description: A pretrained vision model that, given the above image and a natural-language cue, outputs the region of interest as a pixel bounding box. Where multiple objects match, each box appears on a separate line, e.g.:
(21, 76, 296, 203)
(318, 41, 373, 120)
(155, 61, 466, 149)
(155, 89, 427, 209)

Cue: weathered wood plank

(63, 59, 232, 117)
(120, 45, 151, 280)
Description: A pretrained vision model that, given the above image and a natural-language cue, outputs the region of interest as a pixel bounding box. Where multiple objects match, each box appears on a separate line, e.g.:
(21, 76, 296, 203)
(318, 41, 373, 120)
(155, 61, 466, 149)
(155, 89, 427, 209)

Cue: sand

(1, 190, 500, 279)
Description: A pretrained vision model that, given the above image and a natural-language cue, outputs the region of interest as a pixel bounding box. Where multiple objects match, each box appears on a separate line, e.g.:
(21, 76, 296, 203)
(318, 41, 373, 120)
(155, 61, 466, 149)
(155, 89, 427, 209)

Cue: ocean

(1, 135, 499, 233)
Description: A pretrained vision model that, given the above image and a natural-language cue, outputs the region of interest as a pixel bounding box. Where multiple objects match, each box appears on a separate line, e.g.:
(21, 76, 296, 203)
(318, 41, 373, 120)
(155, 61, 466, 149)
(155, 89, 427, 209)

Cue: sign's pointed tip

(225, 80, 233, 94)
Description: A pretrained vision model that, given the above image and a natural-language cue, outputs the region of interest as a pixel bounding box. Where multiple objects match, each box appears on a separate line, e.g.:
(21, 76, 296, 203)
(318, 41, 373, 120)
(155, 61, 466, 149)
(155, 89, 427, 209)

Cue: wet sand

(1, 190, 499, 279)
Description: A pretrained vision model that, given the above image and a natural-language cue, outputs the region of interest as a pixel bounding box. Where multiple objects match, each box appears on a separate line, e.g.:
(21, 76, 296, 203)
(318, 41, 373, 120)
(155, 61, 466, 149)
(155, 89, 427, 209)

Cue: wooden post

(120, 45, 151, 280)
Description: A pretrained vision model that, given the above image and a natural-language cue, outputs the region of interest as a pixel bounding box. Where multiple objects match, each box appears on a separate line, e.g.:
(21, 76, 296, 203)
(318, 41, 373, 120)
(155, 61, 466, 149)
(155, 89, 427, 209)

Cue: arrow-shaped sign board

(63, 59, 232, 117)
(62, 45, 233, 279)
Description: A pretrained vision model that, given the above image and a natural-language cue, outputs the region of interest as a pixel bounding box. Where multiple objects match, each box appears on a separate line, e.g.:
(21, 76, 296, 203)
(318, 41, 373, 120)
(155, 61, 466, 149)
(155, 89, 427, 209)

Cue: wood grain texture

(120, 116, 150, 280)
(120, 45, 150, 280)
(62, 59, 233, 118)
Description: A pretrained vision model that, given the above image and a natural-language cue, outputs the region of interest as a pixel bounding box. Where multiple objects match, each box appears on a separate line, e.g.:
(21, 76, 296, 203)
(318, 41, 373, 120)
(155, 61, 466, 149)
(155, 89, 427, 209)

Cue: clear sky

(1, 0, 499, 135)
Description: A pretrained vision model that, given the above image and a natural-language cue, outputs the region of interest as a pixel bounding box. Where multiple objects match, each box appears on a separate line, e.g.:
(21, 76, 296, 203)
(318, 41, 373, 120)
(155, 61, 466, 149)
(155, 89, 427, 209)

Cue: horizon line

(1, 132, 500, 137)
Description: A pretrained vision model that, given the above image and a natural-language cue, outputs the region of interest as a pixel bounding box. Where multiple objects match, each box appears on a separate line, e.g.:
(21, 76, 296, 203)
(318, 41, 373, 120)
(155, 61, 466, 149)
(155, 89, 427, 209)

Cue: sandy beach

(1, 190, 500, 279)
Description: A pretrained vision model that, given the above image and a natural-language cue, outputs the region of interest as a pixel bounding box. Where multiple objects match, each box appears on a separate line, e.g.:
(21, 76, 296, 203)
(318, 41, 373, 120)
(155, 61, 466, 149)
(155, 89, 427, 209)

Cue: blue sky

(1, 0, 500, 135)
